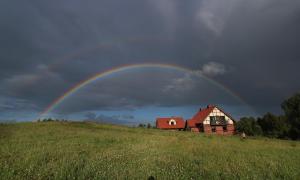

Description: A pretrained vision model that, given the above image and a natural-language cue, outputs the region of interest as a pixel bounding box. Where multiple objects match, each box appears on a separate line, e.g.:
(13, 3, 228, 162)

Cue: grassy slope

(0, 122, 299, 180)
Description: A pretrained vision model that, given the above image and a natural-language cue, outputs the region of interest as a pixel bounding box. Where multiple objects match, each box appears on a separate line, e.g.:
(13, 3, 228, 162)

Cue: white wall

(203, 107, 233, 125)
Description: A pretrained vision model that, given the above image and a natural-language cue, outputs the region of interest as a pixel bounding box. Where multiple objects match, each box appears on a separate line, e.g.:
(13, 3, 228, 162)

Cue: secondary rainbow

(40, 63, 253, 117)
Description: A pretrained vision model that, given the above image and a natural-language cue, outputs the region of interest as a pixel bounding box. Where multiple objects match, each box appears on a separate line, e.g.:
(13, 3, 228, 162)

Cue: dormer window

(169, 119, 177, 126)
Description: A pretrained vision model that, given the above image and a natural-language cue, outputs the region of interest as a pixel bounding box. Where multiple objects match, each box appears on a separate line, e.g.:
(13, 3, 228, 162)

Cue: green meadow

(0, 122, 299, 179)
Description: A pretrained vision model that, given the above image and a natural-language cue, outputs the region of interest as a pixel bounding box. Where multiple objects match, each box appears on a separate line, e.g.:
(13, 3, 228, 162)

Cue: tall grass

(0, 122, 299, 179)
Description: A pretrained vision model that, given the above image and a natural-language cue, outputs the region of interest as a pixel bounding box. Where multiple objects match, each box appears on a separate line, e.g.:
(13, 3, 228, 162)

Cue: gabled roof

(187, 105, 235, 128)
(156, 117, 185, 129)
(187, 105, 215, 127)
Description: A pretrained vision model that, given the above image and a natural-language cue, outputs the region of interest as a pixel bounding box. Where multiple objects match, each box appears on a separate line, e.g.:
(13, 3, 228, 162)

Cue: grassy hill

(0, 122, 299, 179)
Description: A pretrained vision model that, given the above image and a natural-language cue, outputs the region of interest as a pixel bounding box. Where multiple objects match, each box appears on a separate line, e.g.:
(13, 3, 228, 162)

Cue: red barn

(187, 105, 235, 135)
(156, 117, 185, 130)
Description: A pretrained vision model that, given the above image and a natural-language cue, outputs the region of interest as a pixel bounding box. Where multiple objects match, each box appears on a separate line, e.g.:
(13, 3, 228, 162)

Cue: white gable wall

(203, 107, 234, 125)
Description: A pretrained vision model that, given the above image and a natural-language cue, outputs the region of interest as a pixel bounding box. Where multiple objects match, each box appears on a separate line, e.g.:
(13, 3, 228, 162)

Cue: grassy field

(0, 122, 299, 179)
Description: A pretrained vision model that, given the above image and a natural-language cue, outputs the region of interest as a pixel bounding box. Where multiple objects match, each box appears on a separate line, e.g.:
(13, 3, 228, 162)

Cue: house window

(169, 119, 176, 126)
(210, 116, 226, 125)
(210, 116, 217, 125)
(223, 126, 227, 132)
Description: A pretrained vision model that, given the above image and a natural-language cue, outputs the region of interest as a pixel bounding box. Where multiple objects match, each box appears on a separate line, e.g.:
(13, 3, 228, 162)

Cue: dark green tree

(138, 123, 146, 128)
(236, 117, 262, 136)
(257, 113, 290, 138)
(281, 93, 300, 140)
(147, 123, 152, 129)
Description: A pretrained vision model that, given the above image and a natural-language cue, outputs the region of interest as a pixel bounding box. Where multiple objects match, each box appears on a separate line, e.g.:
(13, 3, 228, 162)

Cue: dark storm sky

(1, 0, 300, 120)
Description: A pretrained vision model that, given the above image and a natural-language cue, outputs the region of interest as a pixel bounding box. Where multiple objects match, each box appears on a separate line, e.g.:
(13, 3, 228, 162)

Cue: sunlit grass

(0, 122, 299, 179)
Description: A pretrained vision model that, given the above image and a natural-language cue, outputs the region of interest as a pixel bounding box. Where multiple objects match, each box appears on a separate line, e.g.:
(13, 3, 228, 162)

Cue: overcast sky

(1, 0, 300, 123)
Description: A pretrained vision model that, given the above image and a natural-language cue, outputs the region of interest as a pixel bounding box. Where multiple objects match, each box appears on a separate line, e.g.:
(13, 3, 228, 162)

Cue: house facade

(156, 117, 185, 130)
(155, 105, 235, 135)
(187, 105, 235, 135)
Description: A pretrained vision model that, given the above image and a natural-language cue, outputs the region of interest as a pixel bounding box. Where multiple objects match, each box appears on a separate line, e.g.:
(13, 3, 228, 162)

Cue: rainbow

(40, 63, 253, 117)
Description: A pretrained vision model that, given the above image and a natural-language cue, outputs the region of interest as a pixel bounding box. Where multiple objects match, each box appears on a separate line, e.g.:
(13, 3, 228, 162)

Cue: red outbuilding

(156, 117, 185, 130)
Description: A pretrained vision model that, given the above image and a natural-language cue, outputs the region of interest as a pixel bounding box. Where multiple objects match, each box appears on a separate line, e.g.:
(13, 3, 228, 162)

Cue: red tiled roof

(187, 105, 215, 128)
(156, 117, 185, 129)
(187, 105, 236, 128)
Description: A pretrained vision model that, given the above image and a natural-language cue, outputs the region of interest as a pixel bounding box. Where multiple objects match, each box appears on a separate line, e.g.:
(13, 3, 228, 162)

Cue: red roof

(156, 117, 185, 129)
(187, 105, 215, 127)
(187, 105, 235, 128)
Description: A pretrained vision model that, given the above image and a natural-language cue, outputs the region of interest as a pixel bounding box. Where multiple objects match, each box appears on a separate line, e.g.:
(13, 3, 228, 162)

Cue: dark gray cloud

(0, 0, 299, 119)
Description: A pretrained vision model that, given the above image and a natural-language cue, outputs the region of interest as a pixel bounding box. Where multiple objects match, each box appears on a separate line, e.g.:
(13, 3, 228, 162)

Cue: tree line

(236, 93, 300, 140)
(37, 118, 69, 122)
(138, 123, 153, 129)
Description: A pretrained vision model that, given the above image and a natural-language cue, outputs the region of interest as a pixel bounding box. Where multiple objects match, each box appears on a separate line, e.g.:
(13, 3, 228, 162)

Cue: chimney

(199, 108, 202, 111)
(207, 105, 214, 108)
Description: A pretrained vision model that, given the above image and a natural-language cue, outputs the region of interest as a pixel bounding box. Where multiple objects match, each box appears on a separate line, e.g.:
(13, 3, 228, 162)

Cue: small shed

(156, 117, 185, 130)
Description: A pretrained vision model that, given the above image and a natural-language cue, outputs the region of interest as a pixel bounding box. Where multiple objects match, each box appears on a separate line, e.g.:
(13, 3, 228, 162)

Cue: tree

(257, 113, 290, 138)
(147, 123, 152, 129)
(236, 117, 262, 136)
(138, 123, 146, 128)
(281, 93, 300, 140)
